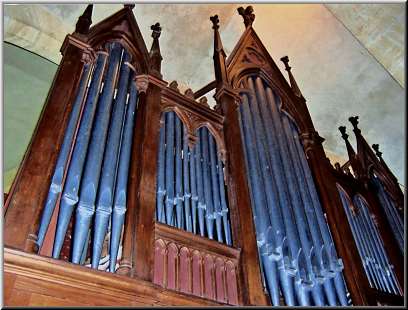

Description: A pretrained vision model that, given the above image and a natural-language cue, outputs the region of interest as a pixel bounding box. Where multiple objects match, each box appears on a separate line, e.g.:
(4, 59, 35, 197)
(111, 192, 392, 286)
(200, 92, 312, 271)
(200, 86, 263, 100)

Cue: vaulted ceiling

(3, 3, 405, 189)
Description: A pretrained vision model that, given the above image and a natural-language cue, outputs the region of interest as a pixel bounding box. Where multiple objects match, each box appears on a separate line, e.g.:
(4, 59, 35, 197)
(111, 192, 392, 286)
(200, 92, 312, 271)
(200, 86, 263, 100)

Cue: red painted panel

(179, 247, 191, 294)
(153, 239, 166, 286)
(203, 254, 215, 300)
(215, 257, 226, 303)
(167, 243, 178, 290)
(192, 250, 202, 296)
(226, 261, 238, 305)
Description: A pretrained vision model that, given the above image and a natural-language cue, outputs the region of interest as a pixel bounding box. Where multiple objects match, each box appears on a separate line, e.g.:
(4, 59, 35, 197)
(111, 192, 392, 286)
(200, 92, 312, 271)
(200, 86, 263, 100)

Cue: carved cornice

(60, 35, 96, 64)
(134, 74, 168, 93)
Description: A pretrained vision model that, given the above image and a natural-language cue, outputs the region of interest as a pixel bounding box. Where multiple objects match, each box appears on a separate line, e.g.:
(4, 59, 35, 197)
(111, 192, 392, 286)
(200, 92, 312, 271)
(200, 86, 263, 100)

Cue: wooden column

(128, 75, 167, 281)
(300, 131, 371, 305)
(3, 35, 95, 254)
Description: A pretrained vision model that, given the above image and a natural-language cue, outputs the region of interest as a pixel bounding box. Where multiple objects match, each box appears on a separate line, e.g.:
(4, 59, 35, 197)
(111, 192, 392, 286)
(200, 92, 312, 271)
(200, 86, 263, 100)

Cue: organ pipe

(92, 50, 132, 268)
(155, 111, 232, 245)
(37, 63, 92, 249)
(72, 42, 122, 264)
(38, 42, 138, 272)
(52, 51, 108, 259)
(238, 75, 349, 305)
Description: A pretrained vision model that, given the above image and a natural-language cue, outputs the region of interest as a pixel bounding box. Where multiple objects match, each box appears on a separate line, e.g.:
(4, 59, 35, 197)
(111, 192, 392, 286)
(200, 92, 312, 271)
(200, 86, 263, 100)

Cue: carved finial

(280, 56, 291, 72)
(151, 22, 162, 39)
(372, 144, 383, 158)
(149, 22, 162, 78)
(75, 4, 93, 34)
(210, 15, 219, 30)
(237, 6, 255, 28)
(199, 97, 209, 108)
(339, 126, 348, 140)
(348, 116, 360, 133)
(184, 88, 194, 99)
(334, 162, 341, 171)
(124, 4, 135, 10)
(169, 80, 179, 92)
(280, 55, 304, 99)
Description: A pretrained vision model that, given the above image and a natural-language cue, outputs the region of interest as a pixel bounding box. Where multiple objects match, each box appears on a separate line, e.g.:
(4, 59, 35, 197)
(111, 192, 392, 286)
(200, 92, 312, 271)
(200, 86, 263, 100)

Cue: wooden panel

(153, 222, 240, 305)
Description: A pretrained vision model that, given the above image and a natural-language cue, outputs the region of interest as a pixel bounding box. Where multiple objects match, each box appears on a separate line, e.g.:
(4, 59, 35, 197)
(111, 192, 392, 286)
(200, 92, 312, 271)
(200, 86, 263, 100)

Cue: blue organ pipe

(250, 79, 314, 306)
(356, 203, 391, 293)
(109, 79, 138, 272)
(156, 118, 166, 223)
(189, 143, 198, 234)
(357, 198, 397, 294)
(194, 133, 206, 236)
(37, 63, 92, 248)
(182, 127, 193, 232)
(281, 115, 337, 306)
(52, 51, 108, 259)
(238, 96, 285, 305)
(175, 116, 184, 229)
(80, 229, 91, 265)
(290, 123, 348, 305)
(248, 78, 286, 257)
(92, 50, 132, 268)
(354, 212, 386, 291)
(201, 128, 215, 239)
(217, 155, 232, 246)
(359, 199, 401, 294)
(338, 191, 375, 288)
(265, 86, 342, 305)
(208, 133, 223, 243)
(71, 43, 123, 264)
(165, 112, 175, 226)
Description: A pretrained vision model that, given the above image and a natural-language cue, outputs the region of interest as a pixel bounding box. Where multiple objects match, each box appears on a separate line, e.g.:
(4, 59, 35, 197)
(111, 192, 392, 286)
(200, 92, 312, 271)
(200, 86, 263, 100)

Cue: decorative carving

(169, 80, 180, 92)
(154, 223, 240, 305)
(372, 144, 382, 158)
(75, 5, 93, 35)
(198, 97, 209, 108)
(210, 15, 219, 30)
(134, 75, 149, 93)
(349, 116, 361, 134)
(124, 4, 135, 10)
(184, 88, 195, 99)
(237, 6, 255, 28)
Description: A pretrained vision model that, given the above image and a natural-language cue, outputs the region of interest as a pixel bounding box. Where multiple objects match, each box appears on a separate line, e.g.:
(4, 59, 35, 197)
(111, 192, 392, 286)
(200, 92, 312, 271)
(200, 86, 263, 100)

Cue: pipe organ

(238, 76, 348, 306)
(156, 111, 232, 244)
(337, 187, 402, 296)
(3, 4, 404, 307)
(37, 42, 139, 271)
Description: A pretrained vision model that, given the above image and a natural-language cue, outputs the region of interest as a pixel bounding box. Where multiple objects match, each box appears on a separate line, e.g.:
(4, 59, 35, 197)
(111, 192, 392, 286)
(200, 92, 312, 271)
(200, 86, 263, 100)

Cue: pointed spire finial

(75, 4, 93, 34)
(348, 116, 361, 133)
(372, 144, 383, 158)
(210, 15, 219, 30)
(124, 4, 135, 10)
(280, 55, 304, 99)
(339, 126, 349, 140)
(151, 22, 162, 39)
(210, 14, 228, 89)
(237, 6, 255, 28)
(149, 22, 162, 78)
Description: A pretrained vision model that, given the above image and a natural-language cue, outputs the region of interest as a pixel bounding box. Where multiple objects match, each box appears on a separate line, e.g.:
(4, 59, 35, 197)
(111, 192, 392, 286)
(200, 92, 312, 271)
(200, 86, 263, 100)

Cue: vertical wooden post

(129, 75, 167, 281)
(3, 35, 95, 254)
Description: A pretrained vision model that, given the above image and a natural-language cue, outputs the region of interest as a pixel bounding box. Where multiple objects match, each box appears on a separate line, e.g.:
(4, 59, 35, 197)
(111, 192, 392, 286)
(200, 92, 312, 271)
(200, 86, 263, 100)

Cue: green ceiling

(3, 42, 57, 192)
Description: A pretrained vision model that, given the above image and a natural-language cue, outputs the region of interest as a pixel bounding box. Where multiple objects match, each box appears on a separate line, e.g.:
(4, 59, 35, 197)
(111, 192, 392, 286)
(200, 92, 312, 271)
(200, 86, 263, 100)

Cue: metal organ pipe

(155, 112, 232, 244)
(238, 75, 349, 305)
(38, 42, 138, 272)
(52, 51, 108, 259)
(72, 43, 122, 264)
(37, 63, 92, 248)
(110, 78, 138, 272)
(92, 50, 132, 268)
